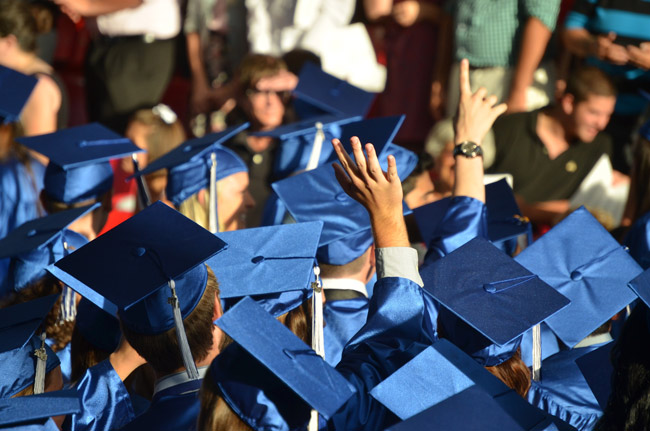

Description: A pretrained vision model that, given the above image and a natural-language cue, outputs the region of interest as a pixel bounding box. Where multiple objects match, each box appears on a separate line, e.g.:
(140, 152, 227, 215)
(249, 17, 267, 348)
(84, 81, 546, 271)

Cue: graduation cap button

(132, 247, 146, 257)
(252, 256, 265, 264)
(570, 270, 583, 281)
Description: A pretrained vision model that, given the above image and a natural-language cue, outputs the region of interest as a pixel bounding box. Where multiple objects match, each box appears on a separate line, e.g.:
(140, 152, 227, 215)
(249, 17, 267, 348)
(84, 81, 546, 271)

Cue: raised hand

(331, 137, 408, 247)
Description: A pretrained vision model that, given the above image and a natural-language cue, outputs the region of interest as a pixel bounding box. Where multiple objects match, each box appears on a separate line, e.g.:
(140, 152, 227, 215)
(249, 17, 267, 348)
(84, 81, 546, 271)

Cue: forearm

(509, 17, 552, 98)
(63, 0, 143, 17)
(186, 32, 209, 89)
(517, 198, 570, 225)
(563, 28, 596, 58)
(370, 212, 409, 248)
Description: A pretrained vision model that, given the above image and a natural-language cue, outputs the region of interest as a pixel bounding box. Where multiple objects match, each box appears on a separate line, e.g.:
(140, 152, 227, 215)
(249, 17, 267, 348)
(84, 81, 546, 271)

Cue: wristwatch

(453, 141, 483, 158)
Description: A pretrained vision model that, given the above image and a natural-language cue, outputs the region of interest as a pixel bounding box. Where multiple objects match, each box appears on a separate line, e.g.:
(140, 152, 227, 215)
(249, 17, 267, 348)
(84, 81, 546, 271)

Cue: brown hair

(197, 300, 312, 430)
(69, 325, 111, 385)
(121, 266, 219, 376)
(485, 348, 531, 398)
(0, 0, 37, 52)
(0, 275, 73, 353)
(565, 66, 617, 104)
(236, 54, 288, 92)
(319, 247, 372, 279)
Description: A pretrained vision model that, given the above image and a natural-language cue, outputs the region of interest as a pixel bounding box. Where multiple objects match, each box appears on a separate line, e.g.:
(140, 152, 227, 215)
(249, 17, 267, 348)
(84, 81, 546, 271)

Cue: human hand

(454, 59, 508, 144)
(627, 42, 650, 70)
(594, 32, 629, 65)
(393, 1, 421, 27)
(190, 82, 212, 116)
(430, 80, 446, 121)
(332, 137, 409, 247)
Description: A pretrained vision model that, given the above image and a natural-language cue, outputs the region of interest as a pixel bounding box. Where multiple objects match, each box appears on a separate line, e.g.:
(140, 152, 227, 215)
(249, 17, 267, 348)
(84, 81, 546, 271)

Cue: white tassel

(532, 324, 541, 382)
(208, 152, 218, 234)
(305, 122, 325, 171)
(309, 265, 324, 431)
(168, 280, 199, 380)
(58, 241, 77, 323)
(33, 332, 48, 394)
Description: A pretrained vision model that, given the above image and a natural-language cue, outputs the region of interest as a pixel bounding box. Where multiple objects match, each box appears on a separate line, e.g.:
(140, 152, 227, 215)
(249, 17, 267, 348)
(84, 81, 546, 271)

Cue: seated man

(486, 66, 617, 225)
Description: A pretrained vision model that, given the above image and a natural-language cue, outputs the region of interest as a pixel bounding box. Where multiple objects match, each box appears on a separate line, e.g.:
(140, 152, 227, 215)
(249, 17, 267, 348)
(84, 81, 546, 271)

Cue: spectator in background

(486, 67, 617, 226)
(563, 0, 650, 173)
(224, 54, 295, 227)
(432, 0, 560, 119)
(0, 0, 66, 162)
(54, 0, 180, 134)
(364, 0, 441, 153)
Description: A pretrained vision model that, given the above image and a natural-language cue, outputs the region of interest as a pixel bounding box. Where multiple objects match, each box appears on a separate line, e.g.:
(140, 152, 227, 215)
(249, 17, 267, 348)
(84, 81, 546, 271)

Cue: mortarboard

(74, 297, 121, 354)
(385, 386, 525, 431)
(212, 297, 356, 429)
(208, 222, 323, 317)
(0, 204, 97, 293)
(575, 341, 614, 410)
(0, 65, 38, 124)
(420, 237, 571, 365)
(250, 114, 360, 178)
(48, 201, 228, 379)
(0, 295, 61, 398)
(272, 138, 417, 265)
(414, 179, 531, 255)
(0, 390, 81, 429)
(131, 124, 248, 233)
(371, 340, 566, 431)
(16, 123, 142, 204)
(293, 62, 375, 119)
(131, 124, 249, 205)
(628, 267, 650, 308)
(515, 207, 644, 348)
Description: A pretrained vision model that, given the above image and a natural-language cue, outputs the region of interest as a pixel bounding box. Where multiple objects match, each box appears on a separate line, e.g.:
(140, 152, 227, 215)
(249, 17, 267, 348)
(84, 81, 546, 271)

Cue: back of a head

(121, 266, 220, 376)
(565, 66, 617, 104)
(0, 0, 37, 53)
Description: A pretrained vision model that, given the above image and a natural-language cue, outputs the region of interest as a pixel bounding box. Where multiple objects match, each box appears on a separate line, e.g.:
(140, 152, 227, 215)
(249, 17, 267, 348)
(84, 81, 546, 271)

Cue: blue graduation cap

(212, 297, 356, 429)
(420, 237, 570, 365)
(131, 124, 249, 207)
(271, 141, 417, 265)
(0, 390, 81, 428)
(293, 62, 375, 119)
(48, 201, 228, 379)
(74, 297, 121, 354)
(575, 341, 614, 410)
(0, 295, 61, 398)
(16, 123, 142, 204)
(208, 221, 323, 317)
(0, 204, 97, 293)
(515, 207, 643, 348)
(628, 267, 650, 308)
(371, 340, 564, 431)
(385, 386, 525, 431)
(414, 179, 531, 255)
(250, 114, 360, 178)
(0, 65, 38, 124)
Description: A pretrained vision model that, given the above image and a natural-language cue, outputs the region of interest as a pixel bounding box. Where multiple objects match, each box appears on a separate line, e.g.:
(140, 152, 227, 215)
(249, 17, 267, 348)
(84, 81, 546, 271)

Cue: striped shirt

(565, 0, 650, 115)
(447, 0, 561, 67)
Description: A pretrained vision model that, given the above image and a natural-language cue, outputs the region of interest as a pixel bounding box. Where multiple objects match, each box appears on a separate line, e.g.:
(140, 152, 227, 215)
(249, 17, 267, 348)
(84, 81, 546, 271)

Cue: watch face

(455, 141, 482, 158)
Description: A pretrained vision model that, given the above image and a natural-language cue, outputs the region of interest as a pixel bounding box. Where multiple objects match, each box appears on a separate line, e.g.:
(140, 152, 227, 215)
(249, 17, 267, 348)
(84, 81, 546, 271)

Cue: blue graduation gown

(63, 359, 135, 431)
(51, 341, 71, 388)
(0, 156, 45, 239)
(527, 343, 610, 431)
(117, 378, 202, 431)
(330, 276, 437, 430)
(624, 211, 650, 269)
(323, 297, 369, 366)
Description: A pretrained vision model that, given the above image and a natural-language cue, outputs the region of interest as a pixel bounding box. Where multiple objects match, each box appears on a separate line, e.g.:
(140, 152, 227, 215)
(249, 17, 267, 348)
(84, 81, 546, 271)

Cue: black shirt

(487, 109, 613, 202)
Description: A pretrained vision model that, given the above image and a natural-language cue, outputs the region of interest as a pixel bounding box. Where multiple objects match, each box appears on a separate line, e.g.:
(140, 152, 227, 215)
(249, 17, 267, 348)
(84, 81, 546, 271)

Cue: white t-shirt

(93, 0, 181, 39)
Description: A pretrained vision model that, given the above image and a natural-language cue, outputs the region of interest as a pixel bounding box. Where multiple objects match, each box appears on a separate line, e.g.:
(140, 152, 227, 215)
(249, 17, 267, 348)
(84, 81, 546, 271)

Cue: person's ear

(213, 293, 223, 321)
(561, 93, 575, 116)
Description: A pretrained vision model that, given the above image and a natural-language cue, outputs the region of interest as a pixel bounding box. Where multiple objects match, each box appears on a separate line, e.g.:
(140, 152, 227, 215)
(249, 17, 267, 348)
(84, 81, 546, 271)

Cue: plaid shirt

(447, 0, 560, 67)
